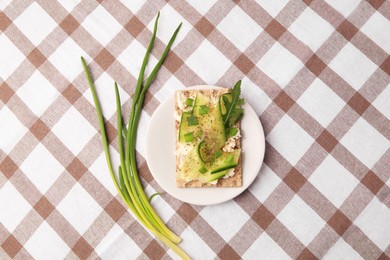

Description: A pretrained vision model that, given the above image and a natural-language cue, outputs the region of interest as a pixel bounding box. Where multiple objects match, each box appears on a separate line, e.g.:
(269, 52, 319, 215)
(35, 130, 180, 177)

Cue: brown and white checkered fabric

(1, 0, 390, 259)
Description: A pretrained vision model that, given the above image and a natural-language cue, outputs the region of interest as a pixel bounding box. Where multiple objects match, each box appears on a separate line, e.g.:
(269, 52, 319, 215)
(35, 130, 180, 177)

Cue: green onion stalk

(81, 12, 190, 259)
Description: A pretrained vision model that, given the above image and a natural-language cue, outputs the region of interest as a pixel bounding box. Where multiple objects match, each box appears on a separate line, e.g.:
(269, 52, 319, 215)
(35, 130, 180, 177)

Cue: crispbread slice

(175, 89, 242, 187)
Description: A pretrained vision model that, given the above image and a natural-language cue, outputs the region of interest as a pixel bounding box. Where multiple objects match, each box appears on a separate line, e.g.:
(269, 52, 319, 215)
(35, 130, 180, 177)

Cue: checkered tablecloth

(1, 0, 390, 259)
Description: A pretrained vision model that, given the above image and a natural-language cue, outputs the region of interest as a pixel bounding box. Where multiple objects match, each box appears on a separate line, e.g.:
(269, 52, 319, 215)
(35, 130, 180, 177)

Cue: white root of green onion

(81, 12, 190, 260)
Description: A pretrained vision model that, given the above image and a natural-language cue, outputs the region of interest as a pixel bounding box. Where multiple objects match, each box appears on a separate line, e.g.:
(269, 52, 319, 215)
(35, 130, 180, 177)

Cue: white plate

(145, 85, 265, 205)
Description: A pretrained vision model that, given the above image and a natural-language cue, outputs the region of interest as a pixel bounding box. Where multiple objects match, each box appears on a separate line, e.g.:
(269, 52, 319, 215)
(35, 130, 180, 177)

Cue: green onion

(225, 154, 234, 163)
(199, 166, 208, 174)
(184, 132, 194, 142)
(199, 105, 210, 115)
(214, 150, 222, 158)
(186, 115, 198, 126)
(227, 127, 238, 138)
(185, 98, 194, 106)
(81, 12, 189, 260)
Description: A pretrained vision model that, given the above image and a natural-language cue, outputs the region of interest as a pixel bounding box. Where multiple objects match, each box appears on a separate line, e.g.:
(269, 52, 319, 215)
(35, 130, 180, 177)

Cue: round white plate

(145, 85, 265, 205)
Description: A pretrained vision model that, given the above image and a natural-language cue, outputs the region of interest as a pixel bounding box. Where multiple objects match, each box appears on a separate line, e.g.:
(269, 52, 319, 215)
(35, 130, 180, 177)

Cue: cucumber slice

(219, 93, 232, 116)
(180, 142, 240, 184)
(211, 149, 240, 174)
(193, 93, 226, 162)
(179, 142, 204, 180)
(179, 111, 198, 143)
(205, 171, 226, 183)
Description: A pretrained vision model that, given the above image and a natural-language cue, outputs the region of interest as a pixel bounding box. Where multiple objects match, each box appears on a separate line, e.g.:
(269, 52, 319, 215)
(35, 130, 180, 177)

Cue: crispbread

(175, 89, 242, 187)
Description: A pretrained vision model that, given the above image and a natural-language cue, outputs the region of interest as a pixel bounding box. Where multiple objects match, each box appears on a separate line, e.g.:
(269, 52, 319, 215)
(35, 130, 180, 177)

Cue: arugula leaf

(222, 80, 244, 131)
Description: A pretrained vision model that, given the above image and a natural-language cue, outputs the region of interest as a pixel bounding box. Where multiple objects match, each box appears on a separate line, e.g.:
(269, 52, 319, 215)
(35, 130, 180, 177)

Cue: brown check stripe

(1, 0, 390, 259)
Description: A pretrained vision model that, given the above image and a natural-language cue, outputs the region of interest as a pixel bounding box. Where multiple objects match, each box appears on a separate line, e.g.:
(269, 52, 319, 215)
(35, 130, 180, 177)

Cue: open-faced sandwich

(175, 81, 244, 187)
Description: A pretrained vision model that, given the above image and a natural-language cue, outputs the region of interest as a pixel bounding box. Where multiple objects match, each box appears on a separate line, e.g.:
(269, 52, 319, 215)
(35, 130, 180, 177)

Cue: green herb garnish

(214, 150, 222, 158)
(186, 115, 198, 126)
(81, 12, 189, 260)
(184, 132, 194, 142)
(199, 105, 210, 115)
(222, 80, 244, 133)
(199, 166, 208, 174)
(185, 98, 194, 106)
(227, 127, 238, 138)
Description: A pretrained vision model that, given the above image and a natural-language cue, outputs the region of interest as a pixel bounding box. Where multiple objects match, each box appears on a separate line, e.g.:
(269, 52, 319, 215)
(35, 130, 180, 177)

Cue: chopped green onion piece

(184, 132, 194, 142)
(196, 130, 203, 137)
(199, 105, 210, 115)
(227, 127, 238, 138)
(225, 154, 234, 163)
(186, 115, 198, 126)
(199, 166, 208, 174)
(185, 98, 194, 106)
(214, 150, 222, 158)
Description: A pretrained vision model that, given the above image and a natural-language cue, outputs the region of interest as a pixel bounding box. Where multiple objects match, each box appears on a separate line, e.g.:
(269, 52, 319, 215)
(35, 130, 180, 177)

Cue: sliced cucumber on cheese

(193, 93, 226, 162)
(211, 149, 240, 174)
(178, 91, 241, 184)
(179, 111, 199, 143)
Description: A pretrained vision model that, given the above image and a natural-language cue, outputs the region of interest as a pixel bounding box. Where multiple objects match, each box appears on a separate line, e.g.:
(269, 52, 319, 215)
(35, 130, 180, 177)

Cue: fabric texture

(1, 0, 390, 259)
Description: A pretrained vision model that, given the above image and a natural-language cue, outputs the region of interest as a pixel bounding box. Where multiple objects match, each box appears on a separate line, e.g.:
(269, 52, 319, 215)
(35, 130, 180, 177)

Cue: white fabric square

(24, 221, 70, 259)
(49, 38, 91, 82)
(83, 72, 129, 118)
(117, 39, 158, 78)
(0, 182, 31, 233)
(56, 183, 103, 234)
(288, 8, 334, 51)
(323, 238, 363, 259)
(96, 224, 143, 259)
(309, 155, 359, 207)
(0, 35, 25, 79)
(249, 165, 281, 203)
(185, 40, 231, 85)
(171, 226, 215, 259)
(297, 78, 345, 127)
(52, 106, 96, 155)
(59, 0, 79, 13)
(16, 70, 59, 117)
(89, 151, 119, 196)
(267, 115, 314, 165)
(339, 118, 389, 168)
(373, 84, 390, 120)
(154, 75, 185, 102)
(0, 0, 12, 10)
(241, 77, 272, 116)
(243, 232, 290, 259)
(186, 0, 217, 15)
(0, 106, 28, 154)
(199, 200, 249, 242)
(256, 0, 289, 17)
(354, 197, 390, 251)
(361, 12, 390, 53)
(257, 43, 303, 88)
(324, 0, 360, 18)
(217, 6, 263, 52)
(144, 185, 175, 223)
(20, 143, 64, 194)
(81, 5, 122, 46)
(328, 43, 377, 90)
(13, 2, 56, 46)
(277, 195, 326, 246)
(146, 5, 191, 50)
